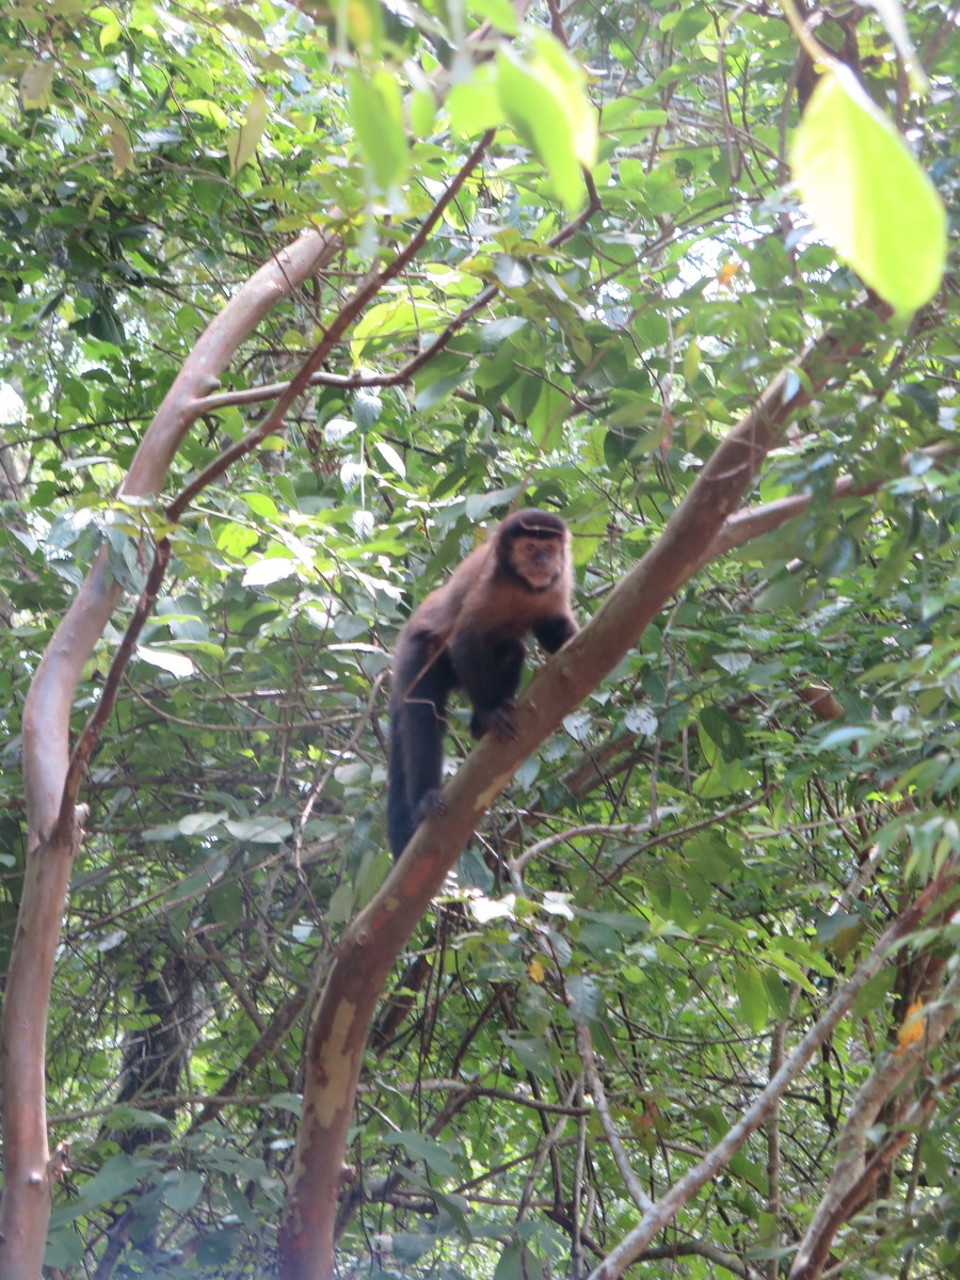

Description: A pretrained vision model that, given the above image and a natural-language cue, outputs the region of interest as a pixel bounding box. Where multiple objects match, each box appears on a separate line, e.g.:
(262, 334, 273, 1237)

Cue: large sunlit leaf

(449, 67, 501, 138)
(527, 381, 571, 451)
(344, 0, 384, 55)
(791, 67, 946, 314)
(496, 33, 597, 211)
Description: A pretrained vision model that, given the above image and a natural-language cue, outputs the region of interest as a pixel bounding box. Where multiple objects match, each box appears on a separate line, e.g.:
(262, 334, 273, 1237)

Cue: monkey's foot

(415, 789, 447, 822)
(486, 705, 520, 743)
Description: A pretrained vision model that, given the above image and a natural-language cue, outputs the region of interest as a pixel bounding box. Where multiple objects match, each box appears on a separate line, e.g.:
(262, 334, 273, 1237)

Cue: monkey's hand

(414, 789, 447, 822)
(472, 704, 520, 743)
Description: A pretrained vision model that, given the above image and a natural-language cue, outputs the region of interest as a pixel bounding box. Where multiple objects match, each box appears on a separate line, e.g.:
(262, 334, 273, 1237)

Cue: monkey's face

(509, 534, 566, 590)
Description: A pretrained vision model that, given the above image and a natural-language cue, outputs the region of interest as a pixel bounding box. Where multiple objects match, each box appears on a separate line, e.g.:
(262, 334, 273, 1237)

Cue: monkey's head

(496, 509, 570, 592)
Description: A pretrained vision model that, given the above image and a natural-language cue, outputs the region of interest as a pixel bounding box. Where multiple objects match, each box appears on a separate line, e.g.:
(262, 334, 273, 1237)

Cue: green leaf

(197, 1232, 241, 1265)
(184, 98, 230, 128)
(449, 73, 502, 138)
(819, 530, 857, 580)
(98, 13, 122, 48)
(501, 1030, 552, 1072)
(410, 87, 436, 139)
(163, 1170, 204, 1211)
(762, 948, 817, 993)
(469, 0, 520, 34)
(600, 96, 669, 134)
(20, 61, 55, 109)
(414, 367, 473, 410)
(699, 706, 748, 763)
(392, 1132, 459, 1178)
(349, 70, 408, 191)
(135, 645, 195, 677)
(351, 297, 441, 361)
(851, 967, 895, 1020)
(761, 969, 791, 1020)
(73, 1156, 141, 1210)
(567, 974, 601, 1022)
(790, 67, 946, 314)
(343, 0, 384, 54)
(224, 816, 292, 844)
(493, 256, 531, 289)
(478, 316, 527, 349)
(816, 726, 871, 751)
(266, 1093, 303, 1115)
(226, 88, 269, 176)
(373, 439, 405, 476)
(496, 35, 597, 211)
(527, 382, 570, 451)
(494, 1243, 525, 1280)
(734, 963, 768, 1033)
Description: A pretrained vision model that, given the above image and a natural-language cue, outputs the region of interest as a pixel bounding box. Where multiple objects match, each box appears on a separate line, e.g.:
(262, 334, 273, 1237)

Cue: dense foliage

(1, 0, 959, 1276)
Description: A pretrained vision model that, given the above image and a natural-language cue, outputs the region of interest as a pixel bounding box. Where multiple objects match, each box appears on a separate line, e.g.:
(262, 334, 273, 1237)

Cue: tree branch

(20, 230, 339, 847)
(586, 862, 958, 1280)
(789, 964, 960, 1280)
(575, 1021, 655, 1213)
(278, 296, 892, 1279)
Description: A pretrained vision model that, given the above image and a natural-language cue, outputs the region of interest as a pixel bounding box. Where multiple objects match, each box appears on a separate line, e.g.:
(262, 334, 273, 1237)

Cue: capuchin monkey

(387, 509, 578, 859)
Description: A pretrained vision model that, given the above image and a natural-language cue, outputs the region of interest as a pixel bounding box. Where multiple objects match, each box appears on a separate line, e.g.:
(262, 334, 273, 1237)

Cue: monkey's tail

(387, 707, 414, 859)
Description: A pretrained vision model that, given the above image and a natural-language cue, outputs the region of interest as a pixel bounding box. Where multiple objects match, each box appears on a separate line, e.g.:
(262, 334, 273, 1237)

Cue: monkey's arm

(449, 628, 525, 742)
(532, 614, 578, 653)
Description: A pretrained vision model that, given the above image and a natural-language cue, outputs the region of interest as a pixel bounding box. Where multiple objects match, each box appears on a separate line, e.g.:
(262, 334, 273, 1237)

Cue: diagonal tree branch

(21, 229, 339, 849)
(585, 861, 957, 1280)
(277, 298, 893, 1280)
(788, 966, 960, 1280)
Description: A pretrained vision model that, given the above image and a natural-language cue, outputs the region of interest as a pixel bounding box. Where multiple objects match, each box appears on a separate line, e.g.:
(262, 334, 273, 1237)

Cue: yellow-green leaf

(409, 87, 436, 139)
(496, 34, 597, 212)
(184, 99, 230, 128)
(349, 70, 408, 191)
(107, 123, 134, 175)
(527, 382, 570, 452)
(790, 67, 946, 315)
(20, 62, 55, 110)
(226, 88, 269, 176)
(449, 76, 501, 139)
(530, 31, 597, 168)
(734, 963, 768, 1033)
(99, 16, 122, 49)
(344, 0, 384, 55)
(468, 0, 520, 35)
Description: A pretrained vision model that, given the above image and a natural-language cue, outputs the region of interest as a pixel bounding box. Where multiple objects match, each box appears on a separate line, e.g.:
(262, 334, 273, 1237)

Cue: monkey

(387, 509, 578, 860)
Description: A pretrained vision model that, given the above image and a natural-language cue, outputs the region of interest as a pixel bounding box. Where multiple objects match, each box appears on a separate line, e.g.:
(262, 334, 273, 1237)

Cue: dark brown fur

(387, 510, 578, 859)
